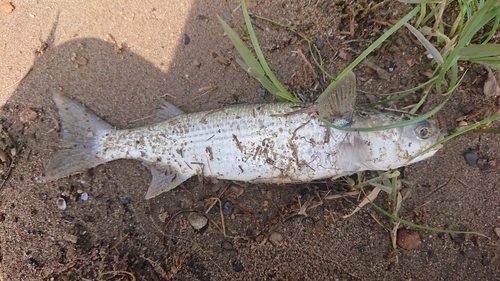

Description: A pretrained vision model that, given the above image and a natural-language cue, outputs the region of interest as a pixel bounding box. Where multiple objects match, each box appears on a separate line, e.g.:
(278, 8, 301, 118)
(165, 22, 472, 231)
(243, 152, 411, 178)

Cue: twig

(101, 270, 136, 281)
(164, 209, 197, 232)
(160, 92, 178, 99)
(294, 49, 319, 85)
(424, 178, 451, 198)
(323, 190, 359, 200)
(1, 67, 33, 89)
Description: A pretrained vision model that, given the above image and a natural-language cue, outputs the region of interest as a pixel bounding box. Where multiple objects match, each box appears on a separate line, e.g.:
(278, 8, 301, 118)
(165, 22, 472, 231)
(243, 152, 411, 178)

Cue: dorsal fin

(151, 100, 184, 124)
(317, 71, 357, 126)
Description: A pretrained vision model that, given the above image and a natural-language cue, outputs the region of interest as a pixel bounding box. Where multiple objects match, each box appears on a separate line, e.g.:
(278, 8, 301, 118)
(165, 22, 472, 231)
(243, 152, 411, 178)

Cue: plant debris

(211, 50, 231, 66)
(477, 158, 500, 172)
(483, 67, 500, 97)
(19, 108, 37, 123)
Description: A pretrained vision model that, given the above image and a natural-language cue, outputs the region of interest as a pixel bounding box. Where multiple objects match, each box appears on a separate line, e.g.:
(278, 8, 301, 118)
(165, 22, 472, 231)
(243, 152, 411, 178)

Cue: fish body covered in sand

(44, 72, 443, 199)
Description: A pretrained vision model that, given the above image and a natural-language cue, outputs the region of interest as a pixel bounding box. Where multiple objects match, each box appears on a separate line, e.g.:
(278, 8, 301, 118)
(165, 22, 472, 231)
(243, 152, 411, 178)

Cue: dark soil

(1, 0, 499, 280)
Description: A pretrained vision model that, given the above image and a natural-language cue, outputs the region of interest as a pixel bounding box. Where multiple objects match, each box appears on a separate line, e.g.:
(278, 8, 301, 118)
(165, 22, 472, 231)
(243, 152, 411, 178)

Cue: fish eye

(414, 120, 433, 139)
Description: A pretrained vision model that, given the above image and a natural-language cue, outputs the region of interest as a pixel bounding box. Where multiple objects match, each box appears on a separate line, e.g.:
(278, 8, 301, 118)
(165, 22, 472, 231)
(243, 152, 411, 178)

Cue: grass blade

(360, 188, 485, 236)
(240, 0, 300, 102)
(404, 23, 444, 65)
(218, 15, 265, 77)
(459, 44, 500, 58)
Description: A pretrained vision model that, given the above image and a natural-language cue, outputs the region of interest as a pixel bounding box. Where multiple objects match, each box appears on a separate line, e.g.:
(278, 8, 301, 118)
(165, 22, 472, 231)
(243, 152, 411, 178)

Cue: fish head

(351, 111, 443, 170)
(401, 118, 443, 164)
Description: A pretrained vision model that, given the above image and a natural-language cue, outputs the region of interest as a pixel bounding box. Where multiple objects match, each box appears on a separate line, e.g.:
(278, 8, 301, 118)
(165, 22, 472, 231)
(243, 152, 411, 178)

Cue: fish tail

(43, 89, 113, 181)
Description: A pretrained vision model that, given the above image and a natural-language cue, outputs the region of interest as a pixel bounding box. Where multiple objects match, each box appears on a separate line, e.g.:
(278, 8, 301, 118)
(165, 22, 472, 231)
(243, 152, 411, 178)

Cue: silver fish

(44, 72, 443, 199)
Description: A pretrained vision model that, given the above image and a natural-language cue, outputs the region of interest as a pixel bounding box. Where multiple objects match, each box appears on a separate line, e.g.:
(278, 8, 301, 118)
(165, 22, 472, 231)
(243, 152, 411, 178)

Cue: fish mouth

(407, 143, 442, 165)
(407, 130, 444, 165)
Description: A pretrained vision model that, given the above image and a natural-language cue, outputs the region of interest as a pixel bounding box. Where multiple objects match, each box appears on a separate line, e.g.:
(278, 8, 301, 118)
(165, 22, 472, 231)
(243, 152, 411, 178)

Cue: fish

(44, 72, 443, 199)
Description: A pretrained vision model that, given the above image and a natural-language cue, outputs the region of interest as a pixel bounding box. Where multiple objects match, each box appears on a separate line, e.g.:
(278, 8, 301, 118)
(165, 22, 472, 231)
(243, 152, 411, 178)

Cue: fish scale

(44, 72, 443, 199)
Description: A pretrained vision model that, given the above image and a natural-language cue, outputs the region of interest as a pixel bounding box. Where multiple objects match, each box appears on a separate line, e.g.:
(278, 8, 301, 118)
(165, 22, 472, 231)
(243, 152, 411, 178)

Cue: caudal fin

(44, 89, 112, 181)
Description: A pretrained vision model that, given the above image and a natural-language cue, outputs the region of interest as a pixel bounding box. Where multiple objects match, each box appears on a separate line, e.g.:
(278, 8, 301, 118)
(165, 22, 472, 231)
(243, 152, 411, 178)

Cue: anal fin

(143, 161, 192, 199)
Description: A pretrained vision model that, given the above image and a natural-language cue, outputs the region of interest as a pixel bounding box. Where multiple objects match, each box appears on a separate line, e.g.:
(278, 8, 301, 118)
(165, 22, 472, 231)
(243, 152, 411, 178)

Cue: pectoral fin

(142, 161, 193, 199)
(317, 71, 357, 126)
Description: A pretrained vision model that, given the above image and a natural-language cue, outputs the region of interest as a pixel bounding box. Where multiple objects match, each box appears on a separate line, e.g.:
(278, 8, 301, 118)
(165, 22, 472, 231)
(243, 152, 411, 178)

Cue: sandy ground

(1, 0, 499, 280)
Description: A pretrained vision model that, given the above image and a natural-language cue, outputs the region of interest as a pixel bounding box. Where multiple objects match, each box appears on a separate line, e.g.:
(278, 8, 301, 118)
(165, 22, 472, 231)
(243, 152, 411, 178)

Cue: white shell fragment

(80, 192, 88, 201)
(56, 197, 66, 210)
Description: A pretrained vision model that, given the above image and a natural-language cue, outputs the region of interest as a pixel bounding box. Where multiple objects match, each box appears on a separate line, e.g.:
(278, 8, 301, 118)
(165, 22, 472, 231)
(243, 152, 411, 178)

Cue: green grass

(220, 0, 498, 243)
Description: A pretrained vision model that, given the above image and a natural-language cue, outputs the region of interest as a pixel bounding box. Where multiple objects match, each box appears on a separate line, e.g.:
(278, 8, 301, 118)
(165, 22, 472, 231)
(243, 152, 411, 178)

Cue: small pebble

(19, 108, 37, 123)
(208, 204, 219, 215)
(450, 233, 465, 244)
(262, 200, 269, 208)
(400, 78, 408, 86)
(80, 192, 88, 201)
(222, 200, 233, 215)
(365, 94, 379, 104)
(77, 57, 88, 66)
(56, 197, 67, 211)
(348, 41, 359, 49)
(222, 10, 231, 20)
(494, 227, 500, 238)
(387, 61, 397, 72)
(314, 39, 324, 50)
(227, 185, 244, 198)
(192, 59, 201, 67)
(183, 34, 190, 45)
(256, 87, 268, 98)
(228, 249, 238, 258)
(463, 244, 479, 259)
(196, 14, 208, 21)
(397, 229, 420, 250)
(481, 256, 490, 266)
(222, 241, 233, 250)
(338, 49, 352, 61)
(63, 233, 78, 244)
(123, 197, 131, 205)
(268, 232, 283, 246)
(380, 8, 391, 15)
(25, 257, 38, 266)
(460, 104, 476, 114)
(463, 151, 479, 168)
(188, 212, 208, 230)
(232, 261, 243, 272)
